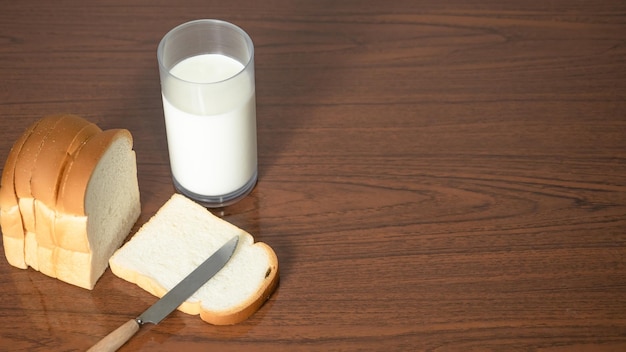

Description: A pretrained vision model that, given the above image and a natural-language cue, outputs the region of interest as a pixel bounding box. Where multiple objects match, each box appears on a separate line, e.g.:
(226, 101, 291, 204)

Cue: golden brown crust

(200, 242, 279, 325)
(66, 121, 103, 156)
(30, 115, 99, 207)
(14, 115, 69, 236)
(30, 115, 99, 248)
(14, 115, 67, 200)
(0, 119, 40, 210)
(0, 118, 42, 249)
(56, 129, 132, 215)
(109, 239, 280, 325)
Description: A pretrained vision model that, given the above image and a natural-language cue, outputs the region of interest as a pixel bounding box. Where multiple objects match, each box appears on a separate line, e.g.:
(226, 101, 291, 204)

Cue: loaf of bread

(0, 114, 141, 289)
(109, 193, 279, 325)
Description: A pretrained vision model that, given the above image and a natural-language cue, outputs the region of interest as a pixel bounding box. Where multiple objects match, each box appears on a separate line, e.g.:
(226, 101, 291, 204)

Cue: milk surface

(163, 54, 257, 196)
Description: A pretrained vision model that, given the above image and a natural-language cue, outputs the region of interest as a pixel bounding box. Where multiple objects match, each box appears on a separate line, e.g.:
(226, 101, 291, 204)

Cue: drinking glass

(157, 19, 257, 207)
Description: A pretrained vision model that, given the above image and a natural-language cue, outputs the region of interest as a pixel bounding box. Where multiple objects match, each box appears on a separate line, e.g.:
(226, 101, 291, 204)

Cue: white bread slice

(31, 116, 101, 278)
(0, 119, 43, 268)
(14, 115, 67, 237)
(13, 116, 69, 271)
(1, 230, 27, 269)
(32, 115, 101, 247)
(53, 129, 141, 289)
(109, 194, 279, 325)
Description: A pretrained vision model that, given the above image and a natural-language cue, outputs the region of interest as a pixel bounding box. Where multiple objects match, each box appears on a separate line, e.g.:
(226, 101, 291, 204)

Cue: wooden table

(1, 1, 625, 350)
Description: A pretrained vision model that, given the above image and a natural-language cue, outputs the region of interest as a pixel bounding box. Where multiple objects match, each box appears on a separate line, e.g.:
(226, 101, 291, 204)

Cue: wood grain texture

(1, 0, 625, 351)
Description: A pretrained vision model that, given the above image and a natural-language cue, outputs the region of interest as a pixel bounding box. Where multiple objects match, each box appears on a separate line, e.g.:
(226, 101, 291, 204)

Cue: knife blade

(87, 235, 239, 352)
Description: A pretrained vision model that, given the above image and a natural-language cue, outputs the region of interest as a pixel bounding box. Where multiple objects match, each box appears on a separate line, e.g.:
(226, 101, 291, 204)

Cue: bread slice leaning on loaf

(109, 193, 279, 325)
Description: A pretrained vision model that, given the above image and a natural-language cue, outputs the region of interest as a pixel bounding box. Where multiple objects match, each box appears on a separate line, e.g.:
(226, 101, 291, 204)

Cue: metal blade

(136, 236, 239, 325)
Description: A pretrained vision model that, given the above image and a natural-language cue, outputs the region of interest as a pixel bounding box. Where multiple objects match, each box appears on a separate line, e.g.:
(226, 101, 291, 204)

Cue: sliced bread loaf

(109, 193, 279, 325)
(0, 115, 141, 289)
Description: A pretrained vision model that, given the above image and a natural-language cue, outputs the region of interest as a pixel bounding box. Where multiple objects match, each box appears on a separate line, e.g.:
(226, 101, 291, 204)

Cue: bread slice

(14, 115, 67, 236)
(32, 116, 100, 246)
(31, 116, 101, 279)
(0, 118, 43, 269)
(6, 116, 68, 272)
(13, 115, 86, 273)
(109, 194, 279, 325)
(54, 129, 141, 289)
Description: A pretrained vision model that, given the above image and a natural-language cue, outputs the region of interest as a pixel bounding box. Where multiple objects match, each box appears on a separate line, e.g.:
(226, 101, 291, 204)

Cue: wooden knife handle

(87, 318, 140, 352)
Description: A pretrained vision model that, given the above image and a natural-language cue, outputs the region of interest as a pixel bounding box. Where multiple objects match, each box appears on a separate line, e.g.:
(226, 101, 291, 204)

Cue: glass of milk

(157, 20, 257, 207)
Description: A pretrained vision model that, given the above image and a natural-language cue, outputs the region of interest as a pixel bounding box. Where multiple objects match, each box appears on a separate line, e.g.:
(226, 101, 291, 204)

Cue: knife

(87, 236, 239, 352)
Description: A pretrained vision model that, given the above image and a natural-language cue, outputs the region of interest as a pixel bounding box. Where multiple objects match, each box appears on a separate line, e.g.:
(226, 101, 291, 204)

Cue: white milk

(162, 54, 257, 197)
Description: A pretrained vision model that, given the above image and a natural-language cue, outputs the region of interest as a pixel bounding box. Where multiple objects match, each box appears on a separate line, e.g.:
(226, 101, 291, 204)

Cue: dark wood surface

(1, 1, 626, 351)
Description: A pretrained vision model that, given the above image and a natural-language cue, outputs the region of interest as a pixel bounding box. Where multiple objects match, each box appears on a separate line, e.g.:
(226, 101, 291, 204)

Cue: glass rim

(157, 19, 254, 85)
